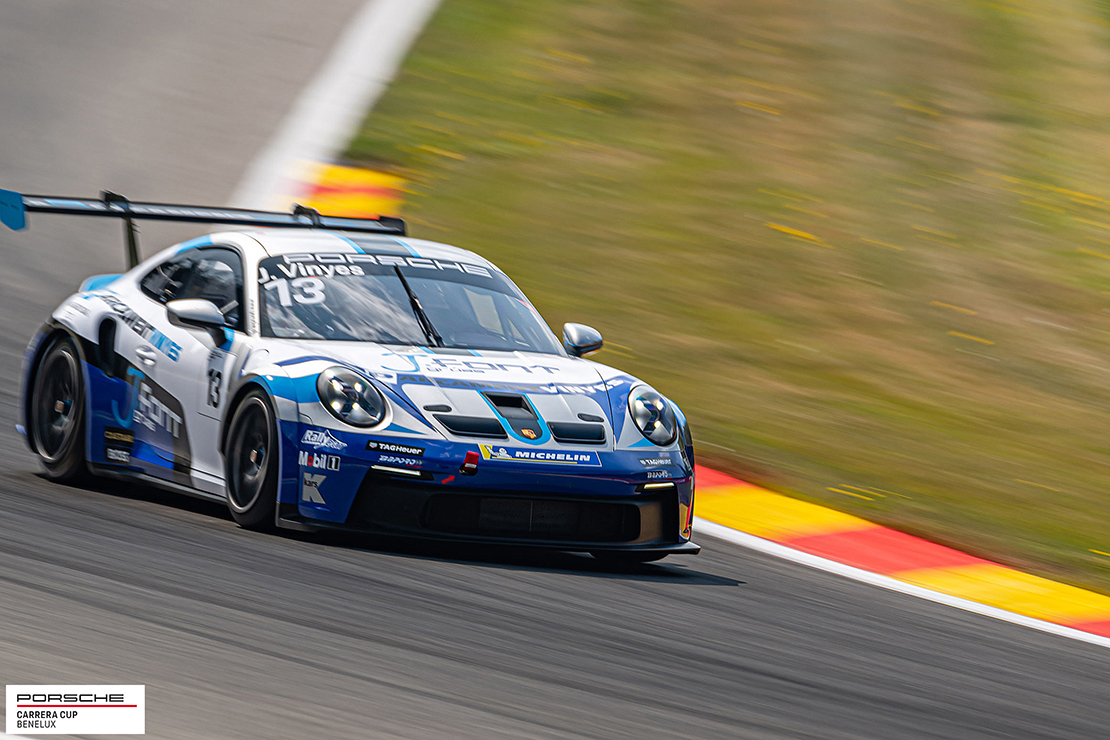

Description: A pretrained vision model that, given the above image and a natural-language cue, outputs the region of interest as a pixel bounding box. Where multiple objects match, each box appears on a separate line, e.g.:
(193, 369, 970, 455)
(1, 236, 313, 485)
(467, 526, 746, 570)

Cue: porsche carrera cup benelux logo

(6, 685, 145, 734)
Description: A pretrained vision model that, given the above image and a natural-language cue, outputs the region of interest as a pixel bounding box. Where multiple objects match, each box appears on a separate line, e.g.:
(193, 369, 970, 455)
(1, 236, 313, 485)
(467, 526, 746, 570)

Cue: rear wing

(0, 188, 406, 268)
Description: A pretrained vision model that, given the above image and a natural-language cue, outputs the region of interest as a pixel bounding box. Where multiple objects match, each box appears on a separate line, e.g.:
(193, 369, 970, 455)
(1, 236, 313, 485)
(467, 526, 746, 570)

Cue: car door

(136, 246, 245, 488)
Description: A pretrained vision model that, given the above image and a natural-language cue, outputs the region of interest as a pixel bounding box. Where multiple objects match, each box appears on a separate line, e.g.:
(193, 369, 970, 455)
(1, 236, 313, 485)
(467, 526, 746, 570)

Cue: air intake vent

(423, 495, 640, 542)
(483, 393, 544, 440)
(484, 393, 534, 419)
(548, 421, 606, 445)
(434, 414, 507, 439)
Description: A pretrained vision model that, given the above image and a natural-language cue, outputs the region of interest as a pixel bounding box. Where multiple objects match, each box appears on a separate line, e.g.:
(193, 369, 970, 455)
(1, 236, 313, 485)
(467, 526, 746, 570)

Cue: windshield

(258, 254, 563, 354)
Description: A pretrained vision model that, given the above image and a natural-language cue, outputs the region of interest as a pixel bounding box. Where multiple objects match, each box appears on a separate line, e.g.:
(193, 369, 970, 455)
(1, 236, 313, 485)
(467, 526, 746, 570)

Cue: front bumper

(281, 425, 698, 553)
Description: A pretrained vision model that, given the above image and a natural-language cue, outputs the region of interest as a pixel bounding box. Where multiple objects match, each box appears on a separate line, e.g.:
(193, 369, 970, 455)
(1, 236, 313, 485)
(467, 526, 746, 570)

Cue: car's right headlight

(316, 367, 385, 428)
(627, 385, 677, 446)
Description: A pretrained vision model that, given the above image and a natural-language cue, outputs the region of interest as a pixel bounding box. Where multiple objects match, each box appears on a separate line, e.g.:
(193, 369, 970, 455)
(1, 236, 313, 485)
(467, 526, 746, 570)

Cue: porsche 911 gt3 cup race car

(1, 189, 698, 563)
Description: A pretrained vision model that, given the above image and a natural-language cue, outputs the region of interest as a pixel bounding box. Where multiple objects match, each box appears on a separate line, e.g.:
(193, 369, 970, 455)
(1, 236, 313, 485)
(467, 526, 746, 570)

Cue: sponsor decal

(109, 367, 191, 472)
(268, 252, 491, 278)
(105, 448, 130, 464)
(424, 356, 559, 375)
(638, 456, 673, 468)
(6, 685, 145, 734)
(394, 373, 608, 396)
(365, 440, 425, 457)
(103, 426, 134, 465)
(99, 294, 181, 361)
(298, 451, 340, 471)
(301, 429, 347, 451)
(646, 470, 670, 480)
(135, 383, 181, 437)
(381, 356, 564, 377)
(379, 455, 421, 467)
(478, 445, 601, 467)
(302, 472, 326, 504)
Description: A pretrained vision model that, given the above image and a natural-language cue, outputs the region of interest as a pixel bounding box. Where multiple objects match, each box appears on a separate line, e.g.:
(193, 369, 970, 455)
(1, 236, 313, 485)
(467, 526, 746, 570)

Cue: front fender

(223, 365, 300, 507)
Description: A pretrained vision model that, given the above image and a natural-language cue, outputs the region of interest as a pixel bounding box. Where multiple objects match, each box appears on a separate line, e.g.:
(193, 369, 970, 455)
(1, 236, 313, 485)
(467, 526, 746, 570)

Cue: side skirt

(88, 463, 226, 504)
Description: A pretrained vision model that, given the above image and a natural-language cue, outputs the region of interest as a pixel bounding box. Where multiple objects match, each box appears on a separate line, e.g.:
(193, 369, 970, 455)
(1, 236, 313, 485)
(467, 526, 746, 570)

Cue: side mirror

(562, 323, 603, 357)
(167, 299, 227, 343)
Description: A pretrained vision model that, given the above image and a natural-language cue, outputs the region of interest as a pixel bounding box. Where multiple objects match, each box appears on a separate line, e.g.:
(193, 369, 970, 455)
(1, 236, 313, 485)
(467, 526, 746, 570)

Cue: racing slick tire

(590, 551, 668, 566)
(224, 390, 279, 530)
(29, 334, 89, 483)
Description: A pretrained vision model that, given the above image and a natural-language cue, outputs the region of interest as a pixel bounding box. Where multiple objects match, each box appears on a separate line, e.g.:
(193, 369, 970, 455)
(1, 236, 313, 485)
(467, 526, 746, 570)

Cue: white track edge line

(230, 0, 443, 210)
(693, 517, 1110, 650)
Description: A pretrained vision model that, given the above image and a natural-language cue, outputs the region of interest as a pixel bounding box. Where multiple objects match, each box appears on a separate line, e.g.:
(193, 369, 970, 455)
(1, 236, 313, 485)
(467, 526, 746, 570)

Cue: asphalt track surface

(2, 3, 1110, 739)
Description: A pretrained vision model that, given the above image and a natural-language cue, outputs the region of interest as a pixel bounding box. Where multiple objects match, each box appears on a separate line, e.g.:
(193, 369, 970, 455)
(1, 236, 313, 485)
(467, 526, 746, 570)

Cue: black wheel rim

(228, 400, 271, 512)
(33, 344, 79, 462)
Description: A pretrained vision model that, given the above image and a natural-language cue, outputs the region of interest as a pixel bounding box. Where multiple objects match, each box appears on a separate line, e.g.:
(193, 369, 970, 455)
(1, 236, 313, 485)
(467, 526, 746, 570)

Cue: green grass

(347, 0, 1110, 592)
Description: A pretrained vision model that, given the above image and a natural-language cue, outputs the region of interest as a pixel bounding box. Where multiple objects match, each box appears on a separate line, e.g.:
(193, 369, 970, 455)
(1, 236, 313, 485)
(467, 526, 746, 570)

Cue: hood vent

(484, 393, 534, 419)
(483, 393, 545, 441)
(548, 421, 606, 445)
(434, 414, 507, 439)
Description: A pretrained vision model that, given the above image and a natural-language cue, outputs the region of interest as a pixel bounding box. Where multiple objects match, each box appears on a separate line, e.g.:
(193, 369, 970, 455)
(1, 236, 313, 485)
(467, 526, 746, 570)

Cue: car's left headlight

(628, 385, 677, 446)
(316, 367, 385, 428)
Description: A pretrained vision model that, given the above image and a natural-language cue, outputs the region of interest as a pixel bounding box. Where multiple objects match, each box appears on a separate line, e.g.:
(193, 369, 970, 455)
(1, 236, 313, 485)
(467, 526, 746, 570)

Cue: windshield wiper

(393, 266, 443, 347)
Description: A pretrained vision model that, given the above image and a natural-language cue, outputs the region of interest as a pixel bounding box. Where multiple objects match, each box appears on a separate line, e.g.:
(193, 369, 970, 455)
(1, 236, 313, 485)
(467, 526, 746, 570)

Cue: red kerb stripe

(694, 464, 738, 488)
(785, 527, 988, 574)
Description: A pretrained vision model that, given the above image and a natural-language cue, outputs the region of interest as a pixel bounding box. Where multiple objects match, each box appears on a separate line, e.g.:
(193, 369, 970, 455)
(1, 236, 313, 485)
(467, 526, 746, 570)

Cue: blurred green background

(347, 0, 1110, 592)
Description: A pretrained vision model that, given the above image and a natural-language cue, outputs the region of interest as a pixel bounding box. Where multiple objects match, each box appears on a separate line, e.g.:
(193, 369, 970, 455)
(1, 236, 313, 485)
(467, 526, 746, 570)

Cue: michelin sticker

(479, 445, 601, 467)
(301, 429, 347, 451)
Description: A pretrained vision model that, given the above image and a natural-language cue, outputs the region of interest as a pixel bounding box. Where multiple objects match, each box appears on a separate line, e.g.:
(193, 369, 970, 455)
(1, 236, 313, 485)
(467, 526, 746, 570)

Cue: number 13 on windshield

(264, 278, 326, 305)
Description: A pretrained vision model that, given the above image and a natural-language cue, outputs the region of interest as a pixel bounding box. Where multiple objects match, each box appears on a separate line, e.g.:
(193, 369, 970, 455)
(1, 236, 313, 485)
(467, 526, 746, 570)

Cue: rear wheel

(224, 391, 278, 530)
(591, 551, 668, 566)
(29, 335, 88, 482)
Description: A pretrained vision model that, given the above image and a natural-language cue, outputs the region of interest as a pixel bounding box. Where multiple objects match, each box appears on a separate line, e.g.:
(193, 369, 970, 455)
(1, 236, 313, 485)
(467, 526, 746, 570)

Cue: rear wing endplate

(0, 188, 406, 268)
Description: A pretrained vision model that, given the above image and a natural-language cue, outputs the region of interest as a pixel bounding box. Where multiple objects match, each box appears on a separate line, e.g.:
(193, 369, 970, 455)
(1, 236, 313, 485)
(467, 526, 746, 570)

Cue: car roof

(216, 229, 498, 269)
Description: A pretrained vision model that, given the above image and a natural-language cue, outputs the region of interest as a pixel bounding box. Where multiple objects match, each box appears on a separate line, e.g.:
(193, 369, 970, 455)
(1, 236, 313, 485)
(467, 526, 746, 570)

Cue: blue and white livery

(8, 191, 697, 563)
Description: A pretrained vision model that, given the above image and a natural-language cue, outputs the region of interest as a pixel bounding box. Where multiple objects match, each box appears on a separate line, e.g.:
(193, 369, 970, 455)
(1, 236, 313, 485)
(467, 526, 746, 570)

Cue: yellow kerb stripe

(298, 162, 405, 218)
(895, 563, 1110, 624)
(696, 485, 877, 541)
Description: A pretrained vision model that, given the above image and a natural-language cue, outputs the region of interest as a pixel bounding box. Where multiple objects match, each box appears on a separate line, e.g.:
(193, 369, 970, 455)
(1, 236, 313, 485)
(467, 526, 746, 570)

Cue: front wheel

(29, 335, 88, 482)
(591, 551, 668, 566)
(224, 391, 278, 530)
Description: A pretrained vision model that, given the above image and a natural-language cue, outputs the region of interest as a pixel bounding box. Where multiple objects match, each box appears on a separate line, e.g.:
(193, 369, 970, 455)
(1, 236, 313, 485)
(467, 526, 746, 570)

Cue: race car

(1, 189, 698, 563)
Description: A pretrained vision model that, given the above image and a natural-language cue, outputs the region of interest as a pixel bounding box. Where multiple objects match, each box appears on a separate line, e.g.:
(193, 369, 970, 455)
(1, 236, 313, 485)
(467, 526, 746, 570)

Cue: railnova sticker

(301, 429, 347, 451)
(478, 445, 601, 467)
(6, 685, 145, 734)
